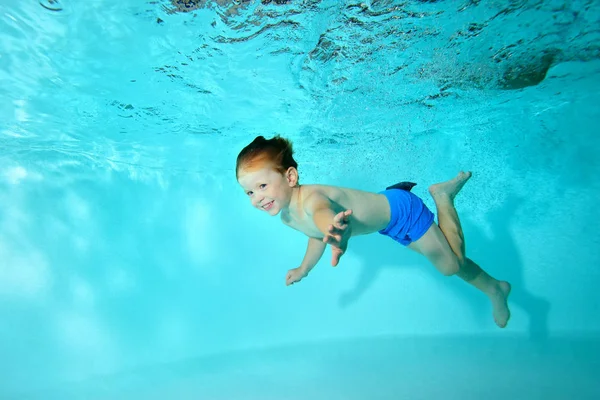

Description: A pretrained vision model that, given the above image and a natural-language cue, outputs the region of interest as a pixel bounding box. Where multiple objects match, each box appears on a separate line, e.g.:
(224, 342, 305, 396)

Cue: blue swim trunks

(378, 182, 435, 246)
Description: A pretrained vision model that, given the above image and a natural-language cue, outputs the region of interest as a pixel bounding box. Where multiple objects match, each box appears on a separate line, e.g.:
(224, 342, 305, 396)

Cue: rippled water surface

(2, 0, 599, 180)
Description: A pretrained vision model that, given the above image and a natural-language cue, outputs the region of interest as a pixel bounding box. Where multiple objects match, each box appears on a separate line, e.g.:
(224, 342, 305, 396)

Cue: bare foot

(429, 171, 472, 202)
(490, 281, 511, 328)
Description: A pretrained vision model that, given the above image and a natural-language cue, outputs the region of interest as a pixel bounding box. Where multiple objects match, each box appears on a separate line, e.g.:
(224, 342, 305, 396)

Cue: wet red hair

(236, 135, 298, 178)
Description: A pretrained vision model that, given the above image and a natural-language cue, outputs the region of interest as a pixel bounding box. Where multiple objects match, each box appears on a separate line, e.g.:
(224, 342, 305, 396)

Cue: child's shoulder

(303, 183, 373, 196)
(298, 184, 337, 210)
(300, 184, 366, 208)
(300, 183, 344, 198)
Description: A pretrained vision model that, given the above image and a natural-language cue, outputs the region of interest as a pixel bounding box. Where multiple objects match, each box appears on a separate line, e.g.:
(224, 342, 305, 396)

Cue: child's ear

(286, 167, 299, 186)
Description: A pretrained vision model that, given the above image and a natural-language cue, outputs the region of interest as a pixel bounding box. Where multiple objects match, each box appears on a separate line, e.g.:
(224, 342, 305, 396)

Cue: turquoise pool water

(1, 0, 599, 398)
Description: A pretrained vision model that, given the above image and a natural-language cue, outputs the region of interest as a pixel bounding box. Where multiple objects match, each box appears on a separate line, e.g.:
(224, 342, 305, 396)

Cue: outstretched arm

(300, 236, 327, 272)
(303, 192, 338, 236)
(286, 237, 326, 286)
(304, 192, 353, 267)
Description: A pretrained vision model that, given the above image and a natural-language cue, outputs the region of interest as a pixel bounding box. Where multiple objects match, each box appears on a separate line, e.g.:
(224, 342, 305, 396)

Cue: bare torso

(280, 184, 391, 239)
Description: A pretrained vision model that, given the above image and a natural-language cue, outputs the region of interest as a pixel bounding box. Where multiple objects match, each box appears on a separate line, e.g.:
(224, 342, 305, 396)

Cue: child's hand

(286, 266, 308, 286)
(323, 209, 353, 267)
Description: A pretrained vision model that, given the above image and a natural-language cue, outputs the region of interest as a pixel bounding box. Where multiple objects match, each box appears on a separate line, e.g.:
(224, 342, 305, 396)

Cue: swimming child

(236, 135, 512, 328)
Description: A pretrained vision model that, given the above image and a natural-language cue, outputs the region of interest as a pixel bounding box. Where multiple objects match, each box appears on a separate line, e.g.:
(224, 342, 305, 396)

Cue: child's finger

(331, 253, 340, 267)
(325, 234, 340, 245)
(334, 210, 351, 223)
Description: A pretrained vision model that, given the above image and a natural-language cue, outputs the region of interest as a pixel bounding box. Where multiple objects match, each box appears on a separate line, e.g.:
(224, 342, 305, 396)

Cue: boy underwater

(236, 135, 511, 328)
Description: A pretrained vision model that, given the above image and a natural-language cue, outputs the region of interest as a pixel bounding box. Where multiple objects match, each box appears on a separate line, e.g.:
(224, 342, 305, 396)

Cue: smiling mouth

(262, 201, 274, 210)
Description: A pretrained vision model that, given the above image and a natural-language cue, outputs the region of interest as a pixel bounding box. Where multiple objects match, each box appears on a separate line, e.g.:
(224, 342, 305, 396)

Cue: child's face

(237, 164, 295, 216)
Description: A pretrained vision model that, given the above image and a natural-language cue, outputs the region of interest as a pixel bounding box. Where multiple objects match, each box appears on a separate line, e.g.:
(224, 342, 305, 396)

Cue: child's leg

(409, 172, 511, 328)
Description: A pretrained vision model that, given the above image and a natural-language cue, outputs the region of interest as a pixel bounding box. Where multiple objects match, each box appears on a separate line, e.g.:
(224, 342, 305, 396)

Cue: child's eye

(247, 191, 253, 196)
(259, 184, 267, 189)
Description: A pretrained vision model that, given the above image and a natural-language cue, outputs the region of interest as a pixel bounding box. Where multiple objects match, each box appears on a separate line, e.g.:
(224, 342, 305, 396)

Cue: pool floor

(16, 334, 600, 400)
